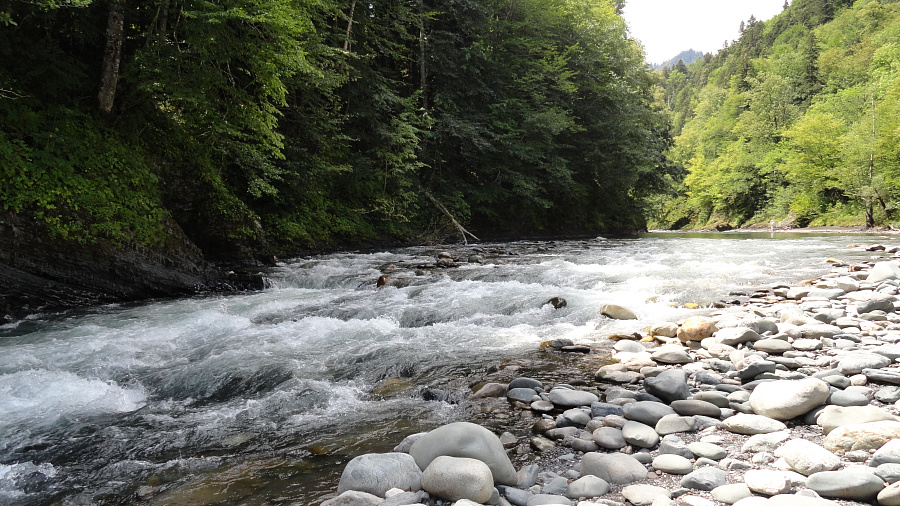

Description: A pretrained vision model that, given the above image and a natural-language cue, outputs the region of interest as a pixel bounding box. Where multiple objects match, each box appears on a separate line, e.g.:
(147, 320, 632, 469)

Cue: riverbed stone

(622, 401, 677, 426)
(621, 484, 671, 506)
(805, 469, 884, 501)
(711, 483, 752, 504)
(680, 467, 727, 491)
(671, 400, 721, 418)
(337, 453, 422, 497)
(566, 475, 610, 499)
(716, 327, 762, 346)
(773, 438, 840, 476)
(816, 405, 898, 434)
(508, 388, 539, 403)
(623, 420, 660, 448)
(420, 456, 494, 503)
(867, 262, 900, 283)
(602, 304, 638, 320)
(687, 442, 727, 460)
(872, 439, 900, 466)
(863, 367, 900, 384)
(721, 414, 787, 435)
(799, 324, 843, 339)
(837, 352, 892, 375)
(592, 427, 627, 450)
(876, 464, 900, 484)
(409, 422, 518, 485)
(652, 346, 693, 364)
(548, 389, 599, 408)
(655, 414, 695, 435)
(509, 378, 543, 390)
(322, 490, 384, 506)
(652, 454, 693, 475)
(748, 378, 830, 420)
(753, 339, 793, 354)
(580, 453, 648, 484)
(678, 317, 718, 342)
(879, 482, 900, 506)
(744, 470, 792, 496)
(527, 494, 572, 506)
(827, 389, 870, 406)
(651, 322, 679, 338)
(644, 370, 690, 403)
(765, 495, 841, 506)
(824, 420, 900, 454)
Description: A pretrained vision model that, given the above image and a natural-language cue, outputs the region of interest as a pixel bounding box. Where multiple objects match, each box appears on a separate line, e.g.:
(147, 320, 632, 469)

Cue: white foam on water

(0, 370, 146, 429)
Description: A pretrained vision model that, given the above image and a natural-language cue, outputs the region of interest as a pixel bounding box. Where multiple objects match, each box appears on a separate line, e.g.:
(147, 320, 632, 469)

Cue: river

(0, 232, 892, 505)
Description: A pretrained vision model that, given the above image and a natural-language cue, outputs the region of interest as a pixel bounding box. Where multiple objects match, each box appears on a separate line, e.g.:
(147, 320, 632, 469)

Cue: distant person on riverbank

(770, 219, 775, 232)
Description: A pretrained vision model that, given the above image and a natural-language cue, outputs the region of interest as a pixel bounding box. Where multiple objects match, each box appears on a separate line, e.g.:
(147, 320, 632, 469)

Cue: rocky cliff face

(0, 213, 266, 321)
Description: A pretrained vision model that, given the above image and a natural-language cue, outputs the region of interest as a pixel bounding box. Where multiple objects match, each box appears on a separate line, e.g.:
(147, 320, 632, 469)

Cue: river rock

(863, 367, 900, 384)
(602, 304, 638, 320)
(580, 453, 648, 484)
(409, 422, 518, 485)
(644, 369, 690, 403)
(748, 378, 830, 420)
(548, 389, 599, 408)
(592, 427, 626, 449)
(623, 401, 677, 426)
(527, 494, 571, 506)
(337, 453, 423, 497)
(652, 454, 693, 475)
(681, 467, 727, 491)
(509, 378, 543, 390)
(508, 388, 539, 403)
(738, 360, 777, 381)
(623, 420, 659, 448)
(805, 469, 885, 500)
(799, 324, 842, 339)
(651, 322, 679, 338)
(716, 327, 762, 346)
(857, 297, 896, 314)
(741, 430, 791, 453)
(753, 339, 792, 354)
(671, 400, 722, 417)
(721, 414, 787, 435)
(773, 438, 840, 476)
(765, 494, 841, 506)
(678, 317, 718, 342)
(655, 414, 695, 435)
(837, 352, 892, 375)
(711, 483, 752, 504)
(877, 463, 900, 484)
(880, 482, 900, 506)
(566, 475, 610, 499)
(867, 262, 900, 283)
(816, 405, 898, 434)
(473, 383, 507, 398)
(420, 456, 494, 503)
(872, 439, 900, 466)
(824, 420, 900, 454)
(687, 442, 727, 460)
(744, 470, 792, 496)
(652, 345, 693, 364)
(827, 389, 870, 406)
(621, 484, 671, 506)
(321, 490, 384, 506)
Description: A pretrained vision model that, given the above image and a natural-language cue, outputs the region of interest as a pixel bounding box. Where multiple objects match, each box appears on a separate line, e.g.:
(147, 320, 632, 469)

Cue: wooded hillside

(655, 0, 900, 229)
(0, 0, 672, 264)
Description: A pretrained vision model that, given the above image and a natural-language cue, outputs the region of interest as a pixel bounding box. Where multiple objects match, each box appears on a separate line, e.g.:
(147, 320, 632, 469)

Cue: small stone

(678, 317, 719, 342)
(774, 438, 840, 476)
(652, 454, 693, 475)
(622, 420, 660, 448)
(671, 400, 722, 417)
(321, 490, 383, 506)
(592, 427, 627, 450)
(744, 470, 792, 496)
(549, 389, 600, 408)
(644, 370, 690, 403)
(580, 453, 648, 484)
(527, 494, 572, 506)
(655, 415, 695, 435)
(711, 483, 752, 504)
(876, 463, 900, 484)
(680, 467, 727, 491)
(817, 405, 899, 435)
(622, 401, 677, 426)
(686, 442, 727, 460)
(566, 475, 610, 499)
(741, 431, 791, 453)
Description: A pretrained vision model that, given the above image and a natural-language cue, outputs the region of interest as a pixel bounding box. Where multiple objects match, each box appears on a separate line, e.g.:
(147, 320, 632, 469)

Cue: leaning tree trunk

(98, 0, 124, 116)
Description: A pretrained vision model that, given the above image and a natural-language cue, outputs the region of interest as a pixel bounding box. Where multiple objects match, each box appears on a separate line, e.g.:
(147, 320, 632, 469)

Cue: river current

(0, 232, 891, 505)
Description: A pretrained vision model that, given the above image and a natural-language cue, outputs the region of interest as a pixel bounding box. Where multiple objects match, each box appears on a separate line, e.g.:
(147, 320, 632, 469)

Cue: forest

(655, 0, 900, 230)
(0, 0, 673, 264)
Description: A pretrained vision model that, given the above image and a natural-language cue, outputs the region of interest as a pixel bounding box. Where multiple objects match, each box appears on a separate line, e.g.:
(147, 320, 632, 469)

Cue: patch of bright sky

(621, 0, 790, 65)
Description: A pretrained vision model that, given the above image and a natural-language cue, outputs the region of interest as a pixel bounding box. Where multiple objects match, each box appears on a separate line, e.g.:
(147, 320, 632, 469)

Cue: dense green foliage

(655, 0, 900, 229)
(0, 0, 670, 259)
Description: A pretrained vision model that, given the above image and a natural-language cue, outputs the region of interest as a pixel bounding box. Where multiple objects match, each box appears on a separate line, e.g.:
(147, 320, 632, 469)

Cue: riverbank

(320, 242, 900, 506)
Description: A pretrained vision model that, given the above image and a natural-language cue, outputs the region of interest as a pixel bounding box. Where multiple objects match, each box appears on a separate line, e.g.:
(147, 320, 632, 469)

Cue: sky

(621, 0, 790, 64)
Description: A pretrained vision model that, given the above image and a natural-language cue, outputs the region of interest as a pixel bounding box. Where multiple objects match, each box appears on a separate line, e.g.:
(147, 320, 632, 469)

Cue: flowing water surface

(0, 232, 891, 505)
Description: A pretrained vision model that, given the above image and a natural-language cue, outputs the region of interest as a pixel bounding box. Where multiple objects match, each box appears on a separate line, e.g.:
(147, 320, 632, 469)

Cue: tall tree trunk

(98, 0, 124, 116)
(343, 0, 356, 52)
(418, 0, 427, 109)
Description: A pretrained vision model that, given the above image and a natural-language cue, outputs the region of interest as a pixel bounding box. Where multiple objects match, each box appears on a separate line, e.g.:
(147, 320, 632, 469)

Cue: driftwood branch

(423, 190, 479, 245)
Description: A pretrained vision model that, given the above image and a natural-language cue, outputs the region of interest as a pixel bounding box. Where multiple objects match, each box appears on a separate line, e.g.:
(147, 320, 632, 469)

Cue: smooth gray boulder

(744, 470, 791, 496)
(805, 469, 885, 500)
(867, 262, 900, 283)
(644, 369, 690, 403)
(838, 352, 892, 375)
(652, 454, 693, 475)
(565, 475, 610, 499)
(548, 388, 599, 408)
(711, 483, 752, 504)
(580, 453, 648, 484)
(687, 441, 727, 460)
(409, 422, 517, 485)
(672, 400, 722, 417)
(622, 401, 677, 426)
(873, 439, 900, 467)
(748, 378, 829, 420)
(655, 414, 696, 435)
(321, 490, 384, 506)
(420, 456, 494, 503)
(338, 453, 422, 497)
(527, 494, 571, 506)
(602, 304, 638, 320)
(681, 467, 727, 491)
(507, 388, 538, 403)
(716, 327, 762, 346)
(623, 420, 659, 448)
(878, 482, 900, 506)
(592, 427, 626, 449)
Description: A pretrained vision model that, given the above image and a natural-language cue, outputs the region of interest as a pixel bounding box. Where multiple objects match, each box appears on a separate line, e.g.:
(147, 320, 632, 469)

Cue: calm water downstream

(0, 232, 892, 505)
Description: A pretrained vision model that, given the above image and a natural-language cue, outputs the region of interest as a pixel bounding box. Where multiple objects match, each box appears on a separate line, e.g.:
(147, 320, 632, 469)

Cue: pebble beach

(318, 243, 900, 506)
